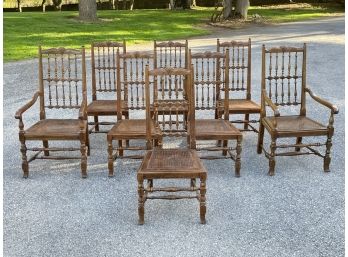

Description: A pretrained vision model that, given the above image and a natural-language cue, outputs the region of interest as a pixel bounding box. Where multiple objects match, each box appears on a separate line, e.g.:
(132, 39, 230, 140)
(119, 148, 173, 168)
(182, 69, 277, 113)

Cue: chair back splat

(146, 67, 194, 146)
(154, 40, 188, 69)
(261, 44, 306, 113)
(39, 46, 87, 117)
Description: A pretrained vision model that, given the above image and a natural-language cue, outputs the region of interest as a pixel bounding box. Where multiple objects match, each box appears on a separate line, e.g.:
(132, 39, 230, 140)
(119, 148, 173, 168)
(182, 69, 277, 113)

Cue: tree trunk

(223, 0, 232, 19)
(169, 0, 174, 9)
(109, 0, 115, 9)
(191, 0, 196, 7)
(123, 0, 127, 9)
(235, 0, 249, 19)
(129, 0, 134, 10)
(42, 0, 46, 12)
(17, 0, 22, 12)
(79, 0, 97, 21)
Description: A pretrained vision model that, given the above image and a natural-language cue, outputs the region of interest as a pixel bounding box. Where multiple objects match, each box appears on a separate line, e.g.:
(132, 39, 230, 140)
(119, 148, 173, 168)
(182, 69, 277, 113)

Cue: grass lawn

(4, 9, 213, 62)
(4, 4, 344, 62)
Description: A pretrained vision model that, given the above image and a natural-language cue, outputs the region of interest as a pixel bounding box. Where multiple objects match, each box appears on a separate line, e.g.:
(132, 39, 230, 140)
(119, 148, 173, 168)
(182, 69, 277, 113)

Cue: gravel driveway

(3, 16, 344, 257)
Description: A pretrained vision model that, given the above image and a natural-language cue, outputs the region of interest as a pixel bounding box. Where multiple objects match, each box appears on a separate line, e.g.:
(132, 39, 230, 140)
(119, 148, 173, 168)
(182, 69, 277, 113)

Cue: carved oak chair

(216, 38, 260, 132)
(107, 51, 162, 177)
(257, 44, 339, 176)
(189, 50, 243, 177)
(15, 47, 89, 178)
(137, 67, 207, 225)
(87, 41, 127, 133)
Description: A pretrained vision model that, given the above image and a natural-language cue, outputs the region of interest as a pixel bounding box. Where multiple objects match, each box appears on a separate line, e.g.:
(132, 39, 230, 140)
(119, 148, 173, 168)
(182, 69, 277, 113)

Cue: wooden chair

(87, 41, 127, 133)
(15, 47, 89, 178)
(257, 44, 339, 176)
(189, 50, 243, 177)
(107, 51, 162, 177)
(216, 38, 260, 132)
(137, 67, 207, 225)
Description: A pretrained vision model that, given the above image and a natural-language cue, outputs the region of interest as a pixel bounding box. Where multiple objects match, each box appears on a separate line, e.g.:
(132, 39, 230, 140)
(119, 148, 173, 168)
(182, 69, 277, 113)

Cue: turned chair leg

(268, 137, 276, 176)
(295, 137, 302, 152)
(94, 116, 99, 132)
(43, 140, 49, 156)
(324, 135, 333, 172)
(235, 137, 242, 177)
(118, 140, 124, 157)
(138, 178, 145, 225)
(20, 138, 29, 178)
(199, 177, 206, 224)
(244, 114, 250, 130)
(257, 122, 265, 154)
(80, 138, 87, 178)
(107, 140, 114, 177)
(222, 140, 228, 156)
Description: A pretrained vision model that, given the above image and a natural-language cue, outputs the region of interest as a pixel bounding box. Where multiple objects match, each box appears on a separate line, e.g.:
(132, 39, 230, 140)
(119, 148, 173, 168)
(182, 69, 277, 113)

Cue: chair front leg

(20, 136, 29, 178)
(107, 140, 114, 177)
(138, 177, 145, 225)
(199, 176, 207, 224)
(80, 135, 88, 178)
(268, 137, 277, 176)
(235, 136, 242, 177)
(324, 113, 335, 172)
(324, 134, 333, 172)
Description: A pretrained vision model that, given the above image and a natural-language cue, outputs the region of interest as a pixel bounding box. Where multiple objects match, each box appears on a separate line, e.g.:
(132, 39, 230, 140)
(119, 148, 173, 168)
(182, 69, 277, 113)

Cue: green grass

(4, 5, 344, 62)
(248, 4, 344, 23)
(4, 9, 213, 62)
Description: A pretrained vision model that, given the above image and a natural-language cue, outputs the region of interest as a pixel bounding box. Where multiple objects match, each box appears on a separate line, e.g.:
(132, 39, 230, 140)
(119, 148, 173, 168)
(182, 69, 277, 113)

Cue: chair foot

(324, 157, 331, 173)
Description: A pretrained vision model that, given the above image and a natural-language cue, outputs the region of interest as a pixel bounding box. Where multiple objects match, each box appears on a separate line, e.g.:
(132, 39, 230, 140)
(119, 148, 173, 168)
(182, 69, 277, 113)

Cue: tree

(223, 0, 232, 19)
(79, 0, 97, 21)
(223, 0, 249, 20)
(235, 0, 249, 19)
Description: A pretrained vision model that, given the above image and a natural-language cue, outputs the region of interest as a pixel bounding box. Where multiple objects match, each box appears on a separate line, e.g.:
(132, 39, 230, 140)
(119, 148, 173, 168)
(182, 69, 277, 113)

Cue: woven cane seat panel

(87, 100, 127, 115)
(218, 99, 261, 113)
(138, 149, 207, 178)
(108, 119, 161, 137)
(263, 115, 327, 135)
(25, 119, 85, 139)
(195, 119, 242, 138)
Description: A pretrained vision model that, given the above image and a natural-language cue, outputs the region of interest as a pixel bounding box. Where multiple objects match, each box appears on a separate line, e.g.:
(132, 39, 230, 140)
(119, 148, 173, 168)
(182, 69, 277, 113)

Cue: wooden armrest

(15, 91, 40, 119)
(79, 99, 87, 120)
(305, 87, 339, 114)
(262, 89, 280, 117)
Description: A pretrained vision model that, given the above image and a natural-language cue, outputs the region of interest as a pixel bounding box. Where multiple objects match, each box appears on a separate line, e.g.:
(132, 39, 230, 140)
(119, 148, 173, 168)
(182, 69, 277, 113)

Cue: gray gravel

(4, 17, 344, 257)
